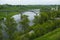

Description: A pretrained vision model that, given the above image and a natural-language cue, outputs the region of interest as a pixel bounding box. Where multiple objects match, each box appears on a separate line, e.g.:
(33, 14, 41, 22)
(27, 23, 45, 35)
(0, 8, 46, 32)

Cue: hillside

(34, 28, 60, 40)
(0, 5, 60, 40)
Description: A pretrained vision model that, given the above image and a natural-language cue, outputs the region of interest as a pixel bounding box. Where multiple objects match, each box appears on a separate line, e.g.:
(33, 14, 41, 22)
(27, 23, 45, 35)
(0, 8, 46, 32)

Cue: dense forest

(0, 5, 60, 40)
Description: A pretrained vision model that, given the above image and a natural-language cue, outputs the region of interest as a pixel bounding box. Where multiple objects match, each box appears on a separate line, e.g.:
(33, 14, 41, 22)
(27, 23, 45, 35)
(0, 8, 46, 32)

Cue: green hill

(34, 28, 60, 40)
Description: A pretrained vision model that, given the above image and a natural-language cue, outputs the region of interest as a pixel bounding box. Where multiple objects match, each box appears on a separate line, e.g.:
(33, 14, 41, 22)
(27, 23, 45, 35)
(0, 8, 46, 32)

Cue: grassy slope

(34, 28, 60, 40)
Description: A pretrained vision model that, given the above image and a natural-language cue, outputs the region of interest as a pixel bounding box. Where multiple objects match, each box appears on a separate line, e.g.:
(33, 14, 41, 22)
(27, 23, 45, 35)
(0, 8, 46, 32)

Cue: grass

(34, 28, 60, 40)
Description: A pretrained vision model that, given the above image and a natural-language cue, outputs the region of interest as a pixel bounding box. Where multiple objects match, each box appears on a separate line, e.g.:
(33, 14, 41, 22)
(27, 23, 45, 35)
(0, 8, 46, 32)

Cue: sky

(0, 0, 60, 5)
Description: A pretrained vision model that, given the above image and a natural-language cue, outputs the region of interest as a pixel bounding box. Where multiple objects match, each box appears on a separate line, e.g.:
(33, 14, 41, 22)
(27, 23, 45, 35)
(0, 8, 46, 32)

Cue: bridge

(21, 9, 40, 15)
(0, 9, 40, 16)
(0, 9, 40, 22)
(0, 9, 53, 16)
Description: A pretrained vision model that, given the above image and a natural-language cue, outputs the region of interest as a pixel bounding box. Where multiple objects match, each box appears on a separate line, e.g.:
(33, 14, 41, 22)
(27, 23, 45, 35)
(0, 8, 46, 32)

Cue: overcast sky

(0, 0, 60, 5)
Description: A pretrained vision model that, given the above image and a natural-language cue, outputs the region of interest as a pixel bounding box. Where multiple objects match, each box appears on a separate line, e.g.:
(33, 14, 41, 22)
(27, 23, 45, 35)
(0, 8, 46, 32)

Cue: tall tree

(20, 15, 30, 33)
(4, 16, 17, 40)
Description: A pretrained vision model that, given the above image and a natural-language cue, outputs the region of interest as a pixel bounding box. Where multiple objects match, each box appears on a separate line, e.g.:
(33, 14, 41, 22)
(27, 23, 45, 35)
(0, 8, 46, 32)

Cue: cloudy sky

(0, 0, 60, 5)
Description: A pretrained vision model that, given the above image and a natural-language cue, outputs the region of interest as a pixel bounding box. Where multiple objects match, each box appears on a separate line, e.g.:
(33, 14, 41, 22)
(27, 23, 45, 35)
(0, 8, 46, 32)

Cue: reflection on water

(13, 12, 38, 26)
(23, 12, 36, 21)
(12, 9, 40, 26)
(23, 12, 36, 26)
(12, 14, 21, 23)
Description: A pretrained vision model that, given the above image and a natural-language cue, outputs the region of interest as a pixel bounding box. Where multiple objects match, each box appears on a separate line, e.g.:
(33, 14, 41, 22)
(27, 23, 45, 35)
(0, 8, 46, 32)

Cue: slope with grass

(34, 28, 60, 40)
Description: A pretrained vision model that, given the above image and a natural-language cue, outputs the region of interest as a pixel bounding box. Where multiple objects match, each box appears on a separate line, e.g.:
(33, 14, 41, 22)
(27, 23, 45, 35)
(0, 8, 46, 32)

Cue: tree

(20, 15, 30, 33)
(0, 23, 3, 40)
(4, 16, 17, 40)
(0, 18, 3, 40)
(33, 15, 40, 25)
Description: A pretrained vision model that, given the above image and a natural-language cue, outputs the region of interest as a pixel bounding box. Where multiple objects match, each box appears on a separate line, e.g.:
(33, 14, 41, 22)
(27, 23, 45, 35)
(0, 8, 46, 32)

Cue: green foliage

(0, 17, 4, 40)
(23, 11, 60, 39)
(4, 16, 17, 40)
(20, 15, 30, 32)
(34, 28, 60, 40)
(0, 23, 3, 40)
(0, 5, 60, 40)
(33, 15, 40, 25)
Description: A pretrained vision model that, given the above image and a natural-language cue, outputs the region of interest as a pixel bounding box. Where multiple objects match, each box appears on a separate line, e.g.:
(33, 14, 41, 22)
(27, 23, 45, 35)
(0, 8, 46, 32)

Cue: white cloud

(0, 0, 20, 5)
(20, 0, 60, 5)
(0, 0, 60, 5)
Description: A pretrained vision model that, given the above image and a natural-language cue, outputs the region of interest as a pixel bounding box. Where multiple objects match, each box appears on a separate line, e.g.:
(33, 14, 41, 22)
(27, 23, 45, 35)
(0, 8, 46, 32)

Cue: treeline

(0, 5, 60, 11)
